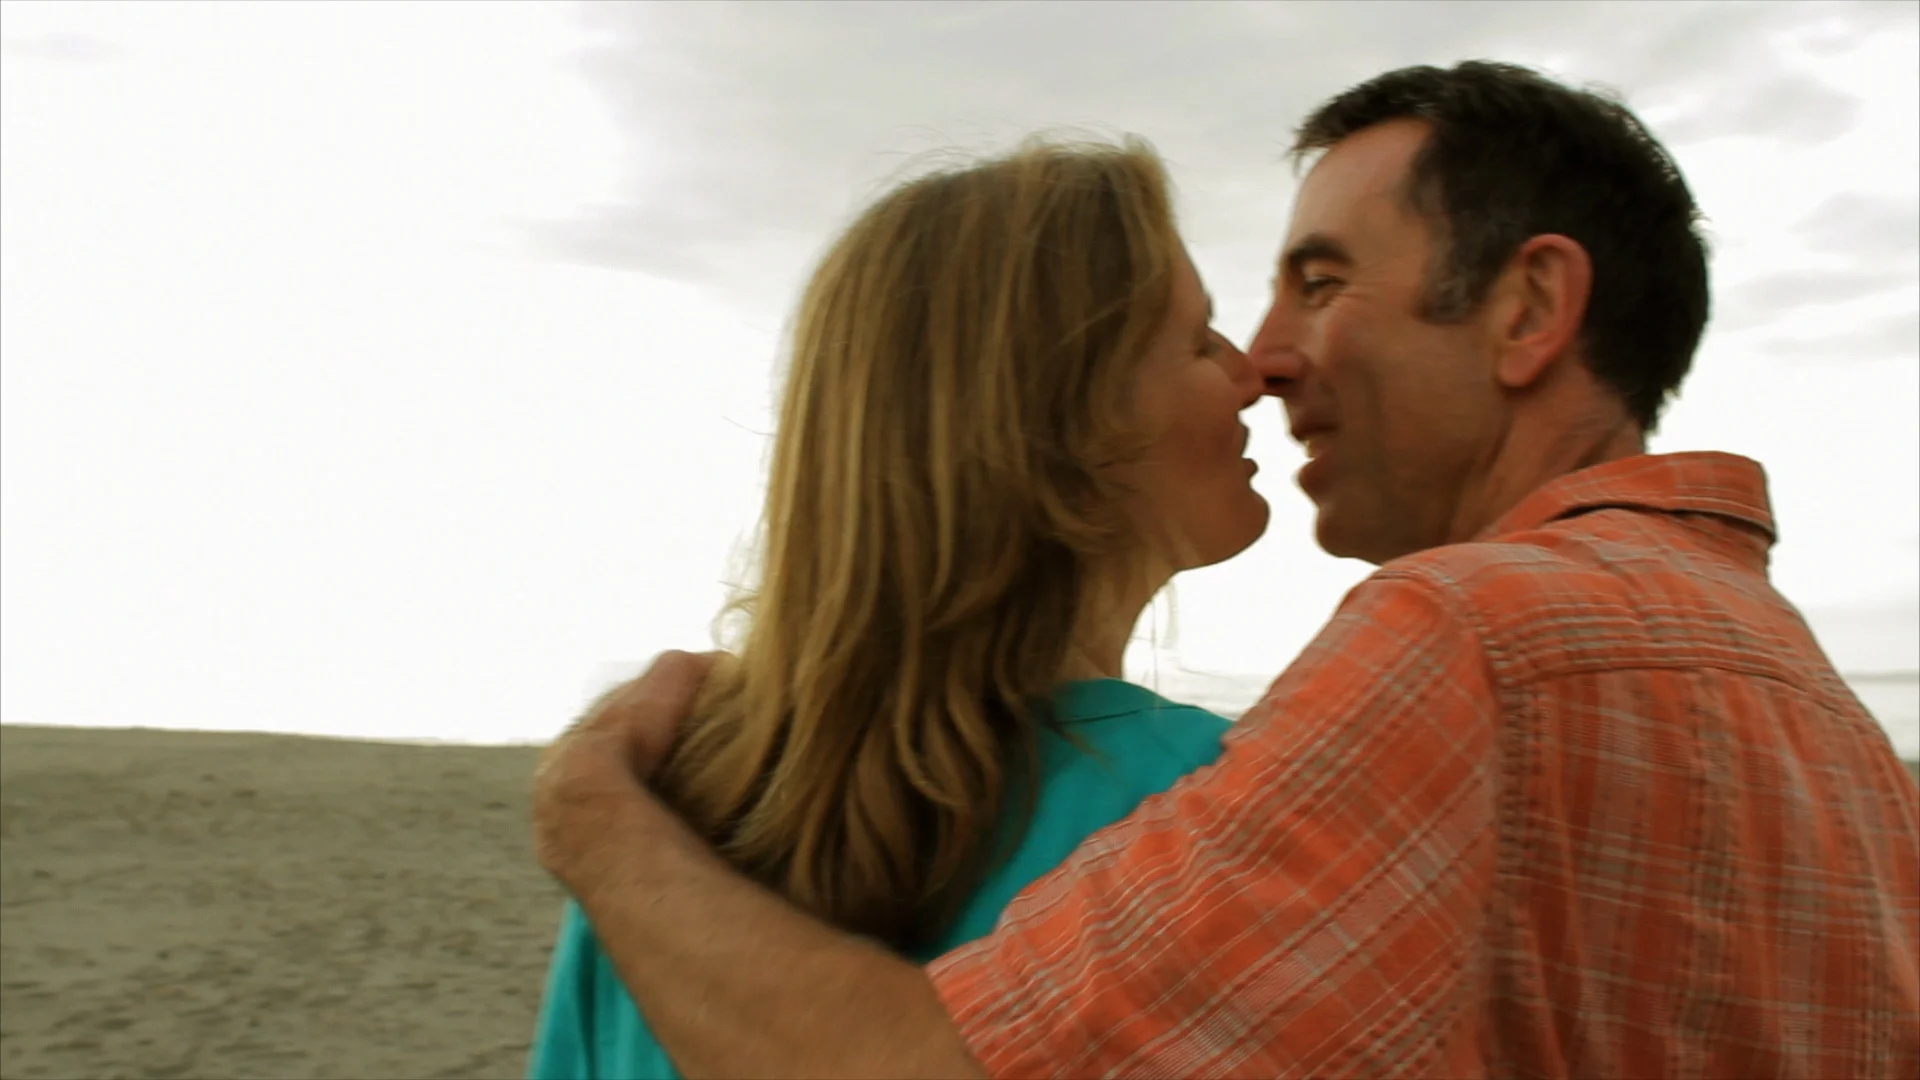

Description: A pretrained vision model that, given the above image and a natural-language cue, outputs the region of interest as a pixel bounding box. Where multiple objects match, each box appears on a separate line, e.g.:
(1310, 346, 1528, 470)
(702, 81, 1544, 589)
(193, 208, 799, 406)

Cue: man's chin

(1313, 509, 1387, 566)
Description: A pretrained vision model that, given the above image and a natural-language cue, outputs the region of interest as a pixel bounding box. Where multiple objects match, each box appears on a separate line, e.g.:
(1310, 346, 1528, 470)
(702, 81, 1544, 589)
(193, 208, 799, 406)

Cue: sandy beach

(3, 724, 1916, 1080)
(0, 726, 560, 1080)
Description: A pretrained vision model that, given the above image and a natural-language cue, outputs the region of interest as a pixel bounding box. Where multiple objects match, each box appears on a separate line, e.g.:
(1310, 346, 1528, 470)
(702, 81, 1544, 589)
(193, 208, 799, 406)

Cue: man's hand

(532, 649, 719, 892)
(526, 647, 986, 1079)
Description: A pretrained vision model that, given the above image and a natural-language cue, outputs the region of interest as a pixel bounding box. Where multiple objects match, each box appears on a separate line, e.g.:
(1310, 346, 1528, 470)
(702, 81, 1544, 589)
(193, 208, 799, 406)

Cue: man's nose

(1247, 303, 1304, 396)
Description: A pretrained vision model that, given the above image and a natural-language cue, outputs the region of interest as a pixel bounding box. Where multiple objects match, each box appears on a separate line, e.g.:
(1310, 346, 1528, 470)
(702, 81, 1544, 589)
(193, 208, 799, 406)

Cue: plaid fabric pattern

(929, 452, 1920, 1078)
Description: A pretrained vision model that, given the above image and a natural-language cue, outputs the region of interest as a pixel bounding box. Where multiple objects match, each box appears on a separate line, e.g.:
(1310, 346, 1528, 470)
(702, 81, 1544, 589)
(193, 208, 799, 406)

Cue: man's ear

(1491, 234, 1592, 390)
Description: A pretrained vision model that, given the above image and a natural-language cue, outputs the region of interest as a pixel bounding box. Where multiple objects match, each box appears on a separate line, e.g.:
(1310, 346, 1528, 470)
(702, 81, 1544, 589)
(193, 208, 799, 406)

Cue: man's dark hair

(1293, 61, 1711, 431)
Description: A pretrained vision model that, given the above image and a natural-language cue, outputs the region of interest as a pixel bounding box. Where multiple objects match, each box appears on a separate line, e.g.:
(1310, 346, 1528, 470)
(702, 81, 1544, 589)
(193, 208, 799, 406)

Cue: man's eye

(1301, 276, 1340, 299)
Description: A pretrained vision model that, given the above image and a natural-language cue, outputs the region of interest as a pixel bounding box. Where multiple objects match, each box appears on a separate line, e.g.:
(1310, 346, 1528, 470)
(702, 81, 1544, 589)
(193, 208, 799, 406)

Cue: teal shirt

(527, 679, 1228, 1080)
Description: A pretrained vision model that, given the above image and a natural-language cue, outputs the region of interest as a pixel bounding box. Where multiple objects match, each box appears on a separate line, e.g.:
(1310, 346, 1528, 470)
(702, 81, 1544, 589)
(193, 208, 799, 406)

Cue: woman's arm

(526, 903, 598, 1080)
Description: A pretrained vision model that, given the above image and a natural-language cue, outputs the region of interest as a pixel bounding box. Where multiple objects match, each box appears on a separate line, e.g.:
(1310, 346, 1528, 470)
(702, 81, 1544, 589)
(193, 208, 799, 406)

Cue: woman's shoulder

(916, 680, 1233, 958)
(1049, 678, 1230, 732)
(1042, 678, 1230, 776)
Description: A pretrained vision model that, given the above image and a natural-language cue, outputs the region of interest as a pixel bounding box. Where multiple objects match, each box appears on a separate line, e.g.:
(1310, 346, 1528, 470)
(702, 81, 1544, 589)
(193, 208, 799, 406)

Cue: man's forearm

(567, 791, 986, 1079)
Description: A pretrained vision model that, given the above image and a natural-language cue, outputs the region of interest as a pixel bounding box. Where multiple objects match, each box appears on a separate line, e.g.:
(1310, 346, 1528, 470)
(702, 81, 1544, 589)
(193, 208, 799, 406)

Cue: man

(533, 62, 1920, 1078)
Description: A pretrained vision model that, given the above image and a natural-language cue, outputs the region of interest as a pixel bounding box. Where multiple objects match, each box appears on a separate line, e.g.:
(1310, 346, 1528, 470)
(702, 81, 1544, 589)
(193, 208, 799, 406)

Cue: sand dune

(3, 725, 1915, 1080)
(0, 726, 561, 1080)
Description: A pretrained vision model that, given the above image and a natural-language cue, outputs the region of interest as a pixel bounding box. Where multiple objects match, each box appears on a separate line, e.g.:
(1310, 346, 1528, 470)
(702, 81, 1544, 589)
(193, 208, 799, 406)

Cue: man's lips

(1290, 423, 1335, 460)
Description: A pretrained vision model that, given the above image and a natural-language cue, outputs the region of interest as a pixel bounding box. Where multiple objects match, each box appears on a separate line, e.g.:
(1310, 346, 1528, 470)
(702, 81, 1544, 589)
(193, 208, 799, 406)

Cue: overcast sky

(2, 0, 1915, 749)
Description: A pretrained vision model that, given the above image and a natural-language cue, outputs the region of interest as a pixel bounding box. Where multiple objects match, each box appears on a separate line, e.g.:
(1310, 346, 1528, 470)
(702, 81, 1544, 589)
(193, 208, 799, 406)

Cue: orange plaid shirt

(929, 452, 1920, 1078)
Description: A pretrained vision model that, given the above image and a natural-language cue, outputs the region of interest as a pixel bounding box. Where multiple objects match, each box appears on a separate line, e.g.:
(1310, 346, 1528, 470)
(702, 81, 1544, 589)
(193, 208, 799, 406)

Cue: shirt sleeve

(526, 901, 599, 1080)
(927, 571, 1503, 1078)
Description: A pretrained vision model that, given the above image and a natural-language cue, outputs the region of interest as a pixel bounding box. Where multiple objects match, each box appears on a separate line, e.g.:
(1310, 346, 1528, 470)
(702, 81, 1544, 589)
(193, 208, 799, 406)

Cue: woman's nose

(1214, 337, 1262, 408)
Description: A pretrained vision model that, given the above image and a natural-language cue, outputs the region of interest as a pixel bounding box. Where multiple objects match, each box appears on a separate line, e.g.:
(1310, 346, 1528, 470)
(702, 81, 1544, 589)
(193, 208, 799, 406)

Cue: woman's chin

(1197, 490, 1271, 568)
(1240, 491, 1273, 552)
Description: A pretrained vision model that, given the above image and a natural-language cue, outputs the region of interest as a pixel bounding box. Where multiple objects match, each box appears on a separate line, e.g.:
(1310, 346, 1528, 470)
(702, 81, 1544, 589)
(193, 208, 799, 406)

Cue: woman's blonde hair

(655, 136, 1182, 948)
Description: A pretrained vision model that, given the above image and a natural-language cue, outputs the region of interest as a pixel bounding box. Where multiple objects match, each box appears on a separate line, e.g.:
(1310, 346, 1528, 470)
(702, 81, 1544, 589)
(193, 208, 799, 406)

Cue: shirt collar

(1477, 451, 1777, 544)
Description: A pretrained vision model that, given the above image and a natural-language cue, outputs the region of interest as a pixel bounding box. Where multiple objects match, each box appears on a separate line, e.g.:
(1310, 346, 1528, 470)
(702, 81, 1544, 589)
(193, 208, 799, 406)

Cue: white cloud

(1, 1, 1913, 750)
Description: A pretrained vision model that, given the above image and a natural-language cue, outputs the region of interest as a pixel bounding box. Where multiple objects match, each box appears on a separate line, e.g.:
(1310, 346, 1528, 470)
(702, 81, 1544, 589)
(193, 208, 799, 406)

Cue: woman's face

(1114, 247, 1271, 572)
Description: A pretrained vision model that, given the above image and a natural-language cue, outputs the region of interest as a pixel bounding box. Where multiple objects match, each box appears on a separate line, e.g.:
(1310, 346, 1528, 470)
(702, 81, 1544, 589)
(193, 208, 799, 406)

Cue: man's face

(1248, 119, 1504, 565)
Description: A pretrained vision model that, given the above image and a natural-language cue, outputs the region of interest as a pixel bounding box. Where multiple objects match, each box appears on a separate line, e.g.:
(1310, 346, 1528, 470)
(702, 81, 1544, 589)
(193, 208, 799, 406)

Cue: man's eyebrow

(1278, 233, 1355, 281)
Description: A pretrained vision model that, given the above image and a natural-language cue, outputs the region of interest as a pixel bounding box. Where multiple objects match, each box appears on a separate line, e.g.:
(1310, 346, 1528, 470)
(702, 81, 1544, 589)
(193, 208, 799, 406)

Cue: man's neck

(1447, 400, 1645, 546)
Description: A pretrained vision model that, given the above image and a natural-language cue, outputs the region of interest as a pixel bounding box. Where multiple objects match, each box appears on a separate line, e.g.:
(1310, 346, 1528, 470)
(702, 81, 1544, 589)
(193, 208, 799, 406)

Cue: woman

(528, 136, 1268, 1079)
